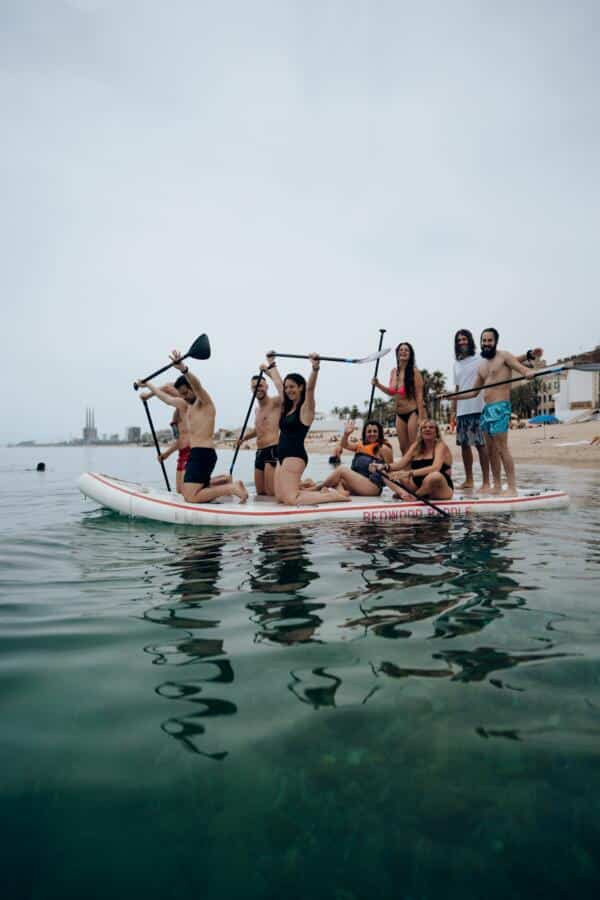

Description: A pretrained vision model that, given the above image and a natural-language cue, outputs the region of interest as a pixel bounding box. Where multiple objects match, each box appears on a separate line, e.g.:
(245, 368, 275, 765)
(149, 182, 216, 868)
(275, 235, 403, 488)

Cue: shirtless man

(459, 328, 536, 495)
(138, 351, 248, 503)
(237, 358, 283, 496)
(139, 376, 193, 494)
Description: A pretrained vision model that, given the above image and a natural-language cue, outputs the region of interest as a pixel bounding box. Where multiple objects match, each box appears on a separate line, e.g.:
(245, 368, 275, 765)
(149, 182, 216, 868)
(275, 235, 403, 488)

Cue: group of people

(137, 327, 542, 506)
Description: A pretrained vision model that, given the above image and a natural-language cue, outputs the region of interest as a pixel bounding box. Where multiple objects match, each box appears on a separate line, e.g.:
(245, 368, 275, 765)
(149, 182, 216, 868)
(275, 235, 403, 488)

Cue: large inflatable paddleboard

(78, 472, 570, 527)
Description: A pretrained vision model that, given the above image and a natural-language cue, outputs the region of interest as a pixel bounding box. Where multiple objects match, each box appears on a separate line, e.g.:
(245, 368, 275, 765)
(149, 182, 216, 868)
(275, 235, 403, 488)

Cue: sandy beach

(227, 420, 600, 469)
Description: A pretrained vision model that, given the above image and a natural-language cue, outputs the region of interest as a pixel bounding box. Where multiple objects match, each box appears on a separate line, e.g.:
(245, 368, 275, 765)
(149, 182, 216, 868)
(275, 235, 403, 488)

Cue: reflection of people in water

(247, 527, 324, 645)
(143, 533, 236, 758)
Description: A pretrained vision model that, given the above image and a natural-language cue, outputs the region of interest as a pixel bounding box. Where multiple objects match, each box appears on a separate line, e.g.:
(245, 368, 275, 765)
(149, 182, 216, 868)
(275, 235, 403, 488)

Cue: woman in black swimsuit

(265, 354, 348, 506)
(371, 419, 453, 501)
(371, 341, 425, 454)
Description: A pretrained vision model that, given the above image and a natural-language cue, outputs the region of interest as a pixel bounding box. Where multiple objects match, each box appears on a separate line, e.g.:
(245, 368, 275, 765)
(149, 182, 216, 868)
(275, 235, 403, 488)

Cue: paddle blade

(188, 334, 211, 361)
(356, 347, 391, 364)
(573, 363, 600, 372)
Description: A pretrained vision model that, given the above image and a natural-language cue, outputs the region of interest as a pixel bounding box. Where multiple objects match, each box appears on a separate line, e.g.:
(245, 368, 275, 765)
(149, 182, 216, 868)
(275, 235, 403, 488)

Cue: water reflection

(246, 527, 324, 645)
(144, 534, 235, 758)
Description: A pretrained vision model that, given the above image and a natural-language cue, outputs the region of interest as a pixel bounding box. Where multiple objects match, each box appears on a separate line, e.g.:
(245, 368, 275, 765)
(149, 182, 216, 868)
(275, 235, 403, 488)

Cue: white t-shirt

(453, 355, 484, 417)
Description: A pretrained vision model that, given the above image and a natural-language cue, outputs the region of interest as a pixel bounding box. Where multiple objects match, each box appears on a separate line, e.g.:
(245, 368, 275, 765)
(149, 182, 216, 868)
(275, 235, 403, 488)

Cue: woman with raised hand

(371, 341, 425, 454)
(315, 420, 393, 497)
(372, 418, 453, 501)
(263, 353, 349, 506)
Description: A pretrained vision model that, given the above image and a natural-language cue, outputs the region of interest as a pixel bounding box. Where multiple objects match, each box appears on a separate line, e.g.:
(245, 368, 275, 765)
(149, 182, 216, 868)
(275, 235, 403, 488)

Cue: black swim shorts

(254, 445, 279, 471)
(184, 447, 217, 485)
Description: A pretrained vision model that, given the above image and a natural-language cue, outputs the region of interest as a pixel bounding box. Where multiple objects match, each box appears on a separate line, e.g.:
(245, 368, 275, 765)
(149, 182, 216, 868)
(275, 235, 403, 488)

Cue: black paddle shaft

(367, 329, 387, 420)
(381, 473, 450, 518)
(142, 399, 171, 492)
(229, 372, 264, 476)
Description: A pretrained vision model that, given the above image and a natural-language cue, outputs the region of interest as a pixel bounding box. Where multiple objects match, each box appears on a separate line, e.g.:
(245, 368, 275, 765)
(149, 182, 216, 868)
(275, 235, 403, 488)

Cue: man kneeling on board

(138, 351, 248, 504)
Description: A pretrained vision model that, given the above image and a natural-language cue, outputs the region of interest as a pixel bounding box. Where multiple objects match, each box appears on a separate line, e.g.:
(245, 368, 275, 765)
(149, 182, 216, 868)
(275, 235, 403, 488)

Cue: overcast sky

(2, 0, 599, 443)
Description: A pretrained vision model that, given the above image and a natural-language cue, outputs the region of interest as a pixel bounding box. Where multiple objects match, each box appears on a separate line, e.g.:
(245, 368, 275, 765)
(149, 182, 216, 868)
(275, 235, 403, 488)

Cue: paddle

(438, 363, 600, 400)
(272, 348, 391, 365)
(142, 398, 172, 492)
(366, 329, 387, 420)
(133, 334, 211, 390)
(229, 372, 264, 476)
(380, 472, 451, 519)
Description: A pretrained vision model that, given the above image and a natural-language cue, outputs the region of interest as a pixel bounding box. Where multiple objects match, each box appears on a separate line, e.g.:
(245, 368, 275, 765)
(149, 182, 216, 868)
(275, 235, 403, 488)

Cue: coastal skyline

(2, 1, 599, 444)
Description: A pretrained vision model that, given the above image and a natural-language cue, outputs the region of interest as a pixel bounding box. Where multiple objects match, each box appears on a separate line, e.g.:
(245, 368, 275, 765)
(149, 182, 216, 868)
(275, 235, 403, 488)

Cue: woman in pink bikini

(371, 341, 425, 454)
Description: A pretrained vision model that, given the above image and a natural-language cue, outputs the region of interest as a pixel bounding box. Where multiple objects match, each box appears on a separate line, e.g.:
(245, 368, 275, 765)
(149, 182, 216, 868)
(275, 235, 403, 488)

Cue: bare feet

(459, 480, 474, 490)
(233, 481, 248, 503)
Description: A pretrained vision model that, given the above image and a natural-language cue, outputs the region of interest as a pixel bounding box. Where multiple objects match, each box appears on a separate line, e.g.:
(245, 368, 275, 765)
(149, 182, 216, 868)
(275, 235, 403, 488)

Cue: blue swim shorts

(480, 401, 512, 436)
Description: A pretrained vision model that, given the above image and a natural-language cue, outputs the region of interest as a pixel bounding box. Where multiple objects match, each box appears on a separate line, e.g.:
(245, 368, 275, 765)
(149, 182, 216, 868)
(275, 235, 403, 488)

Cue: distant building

(126, 426, 141, 443)
(543, 347, 600, 420)
(83, 408, 98, 443)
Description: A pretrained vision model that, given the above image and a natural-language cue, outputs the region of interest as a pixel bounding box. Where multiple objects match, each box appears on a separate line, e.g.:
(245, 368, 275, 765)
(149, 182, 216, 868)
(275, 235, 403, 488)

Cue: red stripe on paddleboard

(86, 473, 566, 518)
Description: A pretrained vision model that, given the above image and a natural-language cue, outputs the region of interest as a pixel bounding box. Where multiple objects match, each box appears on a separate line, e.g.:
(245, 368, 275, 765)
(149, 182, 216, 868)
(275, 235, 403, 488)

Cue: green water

(1, 446, 600, 899)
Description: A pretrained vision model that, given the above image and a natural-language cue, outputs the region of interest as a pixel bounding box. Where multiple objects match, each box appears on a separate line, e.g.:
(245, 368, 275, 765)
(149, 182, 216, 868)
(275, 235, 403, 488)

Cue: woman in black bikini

(264, 354, 348, 506)
(371, 341, 425, 454)
(372, 419, 453, 501)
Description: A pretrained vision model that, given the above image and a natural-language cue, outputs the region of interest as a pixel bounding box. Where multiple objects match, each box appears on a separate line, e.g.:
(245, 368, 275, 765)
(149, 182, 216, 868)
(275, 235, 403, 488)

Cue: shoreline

(220, 420, 600, 470)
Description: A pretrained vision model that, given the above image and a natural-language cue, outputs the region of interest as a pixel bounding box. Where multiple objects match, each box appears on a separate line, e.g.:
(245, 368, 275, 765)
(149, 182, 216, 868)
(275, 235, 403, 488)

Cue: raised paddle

(437, 362, 600, 400)
(133, 334, 211, 390)
(142, 398, 172, 492)
(272, 348, 391, 365)
(367, 329, 387, 420)
(380, 471, 451, 519)
(229, 372, 264, 476)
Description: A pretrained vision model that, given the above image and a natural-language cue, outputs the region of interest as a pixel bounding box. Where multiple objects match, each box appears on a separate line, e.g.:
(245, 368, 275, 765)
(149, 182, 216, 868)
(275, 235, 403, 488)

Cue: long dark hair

(454, 329, 476, 360)
(361, 419, 385, 449)
(395, 342, 416, 399)
(281, 373, 306, 417)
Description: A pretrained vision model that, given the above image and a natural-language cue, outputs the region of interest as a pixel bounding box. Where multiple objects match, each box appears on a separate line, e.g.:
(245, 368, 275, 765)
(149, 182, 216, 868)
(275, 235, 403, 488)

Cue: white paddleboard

(78, 472, 570, 527)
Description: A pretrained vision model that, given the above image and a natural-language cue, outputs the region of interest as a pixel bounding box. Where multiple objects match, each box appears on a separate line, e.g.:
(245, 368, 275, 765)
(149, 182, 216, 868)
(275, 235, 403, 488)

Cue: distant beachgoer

(264, 354, 348, 505)
(137, 351, 248, 503)
(455, 328, 536, 495)
(371, 342, 425, 454)
(139, 379, 193, 494)
(236, 358, 283, 496)
(371, 419, 453, 501)
(36, 462, 45, 472)
(315, 420, 393, 497)
(451, 329, 543, 491)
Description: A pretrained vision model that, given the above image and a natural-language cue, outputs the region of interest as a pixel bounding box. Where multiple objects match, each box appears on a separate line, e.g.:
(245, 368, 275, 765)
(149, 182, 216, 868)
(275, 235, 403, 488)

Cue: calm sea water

(1, 446, 600, 900)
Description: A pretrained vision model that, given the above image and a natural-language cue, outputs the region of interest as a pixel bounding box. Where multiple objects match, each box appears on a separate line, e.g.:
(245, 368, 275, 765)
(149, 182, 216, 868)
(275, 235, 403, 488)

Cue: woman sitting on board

(371, 419, 454, 501)
(264, 354, 349, 506)
(371, 341, 425, 454)
(314, 420, 393, 497)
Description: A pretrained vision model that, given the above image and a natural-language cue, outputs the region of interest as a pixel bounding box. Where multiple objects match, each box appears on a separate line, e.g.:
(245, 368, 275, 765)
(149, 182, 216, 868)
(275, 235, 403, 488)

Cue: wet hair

(395, 342, 416, 398)
(361, 419, 384, 448)
(480, 327, 499, 345)
(174, 375, 190, 389)
(282, 373, 306, 416)
(454, 329, 476, 360)
(414, 419, 443, 456)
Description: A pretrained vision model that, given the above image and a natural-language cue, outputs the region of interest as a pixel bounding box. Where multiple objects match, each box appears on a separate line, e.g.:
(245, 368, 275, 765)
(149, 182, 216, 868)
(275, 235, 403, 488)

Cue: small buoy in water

(36, 462, 46, 472)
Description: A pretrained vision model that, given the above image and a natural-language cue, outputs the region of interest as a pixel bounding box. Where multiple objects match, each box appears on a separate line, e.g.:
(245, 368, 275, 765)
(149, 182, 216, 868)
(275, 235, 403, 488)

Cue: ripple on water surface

(1, 451, 600, 899)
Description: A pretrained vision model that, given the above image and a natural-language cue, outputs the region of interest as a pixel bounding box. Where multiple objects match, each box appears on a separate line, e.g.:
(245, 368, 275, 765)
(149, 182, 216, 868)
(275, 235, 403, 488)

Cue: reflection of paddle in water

(143, 533, 236, 759)
(247, 527, 324, 645)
